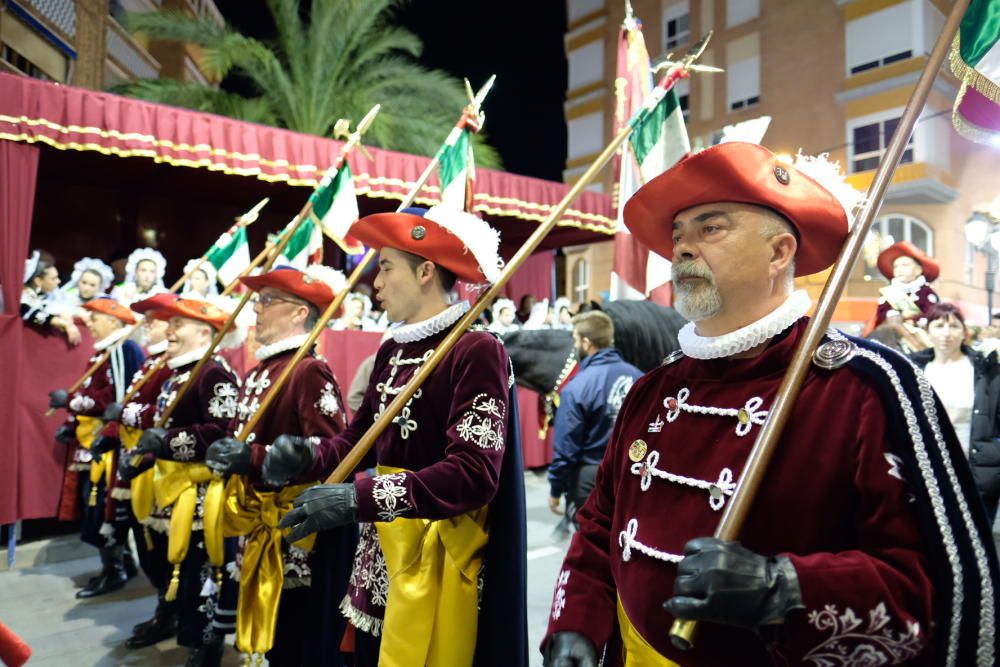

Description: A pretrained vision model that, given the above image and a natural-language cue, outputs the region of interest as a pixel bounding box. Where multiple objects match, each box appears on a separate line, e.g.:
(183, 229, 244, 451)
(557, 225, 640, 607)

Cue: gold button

(628, 439, 648, 462)
(737, 408, 749, 424)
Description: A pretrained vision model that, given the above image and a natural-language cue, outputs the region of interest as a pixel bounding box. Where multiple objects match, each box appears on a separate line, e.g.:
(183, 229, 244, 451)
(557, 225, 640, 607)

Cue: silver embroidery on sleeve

(69, 393, 96, 413)
(207, 383, 239, 419)
(551, 569, 570, 621)
(456, 393, 506, 450)
(122, 402, 146, 427)
(169, 432, 197, 461)
(803, 603, 922, 666)
(316, 382, 341, 418)
(371, 473, 411, 521)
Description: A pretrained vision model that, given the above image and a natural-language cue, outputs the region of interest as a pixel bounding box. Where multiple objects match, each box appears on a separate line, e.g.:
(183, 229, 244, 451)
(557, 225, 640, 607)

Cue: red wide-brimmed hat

(240, 266, 345, 310)
(877, 241, 940, 282)
(83, 297, 137, 324)
(348, 206, 502, 284)
(140, 296, 230, 331)
(131, 292, 180, 317)
(623, 142, 858, 276)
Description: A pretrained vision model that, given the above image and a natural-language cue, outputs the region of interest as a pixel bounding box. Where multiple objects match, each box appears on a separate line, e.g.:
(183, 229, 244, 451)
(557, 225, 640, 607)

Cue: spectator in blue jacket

(548, 311, 643, 520)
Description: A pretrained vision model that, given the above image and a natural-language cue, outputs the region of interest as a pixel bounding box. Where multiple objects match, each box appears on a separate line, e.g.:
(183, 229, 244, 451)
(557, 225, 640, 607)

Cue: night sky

(214, 1, 569, 181)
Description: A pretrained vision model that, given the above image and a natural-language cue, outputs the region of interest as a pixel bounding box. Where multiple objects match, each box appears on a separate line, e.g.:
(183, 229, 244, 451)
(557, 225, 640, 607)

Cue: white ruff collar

(391, 302, 470, 344)
(890, 275, 926, 293)
(256, 333, 310, 361)
(168, 345, 211, 369)
(94, 327, 132, 351)
(678, 290, 812, 360)
(147, 339, 169, 356)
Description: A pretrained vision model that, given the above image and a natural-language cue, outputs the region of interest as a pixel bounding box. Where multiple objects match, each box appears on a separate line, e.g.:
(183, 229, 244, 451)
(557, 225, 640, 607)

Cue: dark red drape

(0, 140, 38, 524)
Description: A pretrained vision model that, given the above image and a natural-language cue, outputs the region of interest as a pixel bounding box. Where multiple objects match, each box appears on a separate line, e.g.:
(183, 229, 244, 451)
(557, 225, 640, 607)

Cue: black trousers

(567, 464, 599, 527)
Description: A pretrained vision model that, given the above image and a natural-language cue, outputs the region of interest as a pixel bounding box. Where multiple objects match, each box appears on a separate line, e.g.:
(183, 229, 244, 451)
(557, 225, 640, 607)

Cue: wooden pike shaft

(153, 107, 380, 430)
(235, 129, 454, 441)
(668, 0, 971, 649)
(324, 120, 638, 484)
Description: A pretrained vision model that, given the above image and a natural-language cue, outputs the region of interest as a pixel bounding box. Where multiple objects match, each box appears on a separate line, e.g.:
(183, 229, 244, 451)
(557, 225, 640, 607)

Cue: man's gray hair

(758, 210, 797, 290)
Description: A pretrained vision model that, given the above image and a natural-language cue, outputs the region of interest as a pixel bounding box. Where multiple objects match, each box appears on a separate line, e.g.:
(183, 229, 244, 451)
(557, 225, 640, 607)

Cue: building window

(572, 258, 590, 303)
(1, 43, 52, 81)
(726, 0, 759, 27)
(726, 33, 760, 112)
(664, 1, 691, 50)
(849, 115, 914, 173)
(846, 1, 916, 76)
(864, 214, 934, 280)
(675, 78, 690, 120)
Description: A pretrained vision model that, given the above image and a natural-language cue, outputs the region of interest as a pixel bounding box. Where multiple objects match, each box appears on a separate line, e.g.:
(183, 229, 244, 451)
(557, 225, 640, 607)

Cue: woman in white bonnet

(21, 250, 81, 346)
(180, 258, 219, 299)
(111, 248, 167, 306)
(55, 257, 114, 314)
(489, 297, 520, 335)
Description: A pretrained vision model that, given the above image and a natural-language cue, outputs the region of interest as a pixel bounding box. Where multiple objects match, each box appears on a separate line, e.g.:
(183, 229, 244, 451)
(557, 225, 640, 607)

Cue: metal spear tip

(355, 103, 381, 136)
(237, 197, 270, 225)
(333, 118, 351, 140)
(464, 77, 476, 106)
(474, 75, 497, 106)
(682, 30, 713, 66)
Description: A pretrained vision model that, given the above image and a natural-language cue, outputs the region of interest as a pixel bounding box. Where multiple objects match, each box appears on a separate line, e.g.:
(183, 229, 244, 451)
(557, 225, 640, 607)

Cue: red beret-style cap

(83, 297, 137, 324)
(623, 142, 852, 276)
(877, 241, 940, 282)
(140, 296, 230, 331)
(240, 266, 337, 310)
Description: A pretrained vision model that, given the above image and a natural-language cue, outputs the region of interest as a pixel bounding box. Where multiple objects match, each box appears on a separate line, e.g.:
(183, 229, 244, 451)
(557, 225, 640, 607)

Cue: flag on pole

(277, 217, 323, 269)
(436, 126, 475, 211)
(610, 14, 690, 304)
(308, 163, 364, 254)
(205, 225, 251, 286)
(951, 0, 1000, 145)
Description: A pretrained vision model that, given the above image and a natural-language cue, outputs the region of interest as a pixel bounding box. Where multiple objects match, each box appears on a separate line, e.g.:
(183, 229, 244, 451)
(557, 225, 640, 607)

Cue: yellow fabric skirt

(617, 597, 681, 667)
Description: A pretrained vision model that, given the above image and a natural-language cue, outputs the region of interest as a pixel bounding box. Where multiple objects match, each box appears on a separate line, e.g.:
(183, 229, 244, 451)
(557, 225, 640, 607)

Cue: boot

(126, 593, 176, 649)
(76, 546, 128, 599)
(184, 635, 224, 667)
(123, 550, 138, 579)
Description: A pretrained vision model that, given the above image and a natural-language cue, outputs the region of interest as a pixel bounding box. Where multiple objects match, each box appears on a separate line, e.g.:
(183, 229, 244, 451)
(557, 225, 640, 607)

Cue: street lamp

(965, 210, 1000, 319)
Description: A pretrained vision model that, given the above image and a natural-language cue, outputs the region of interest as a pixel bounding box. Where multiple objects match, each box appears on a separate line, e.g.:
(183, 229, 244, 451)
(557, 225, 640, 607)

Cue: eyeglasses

(254, 294, 309, 308)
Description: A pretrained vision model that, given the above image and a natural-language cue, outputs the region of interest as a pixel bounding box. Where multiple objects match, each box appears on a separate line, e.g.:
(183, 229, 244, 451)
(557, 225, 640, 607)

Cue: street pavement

(0, 470, 570, 666)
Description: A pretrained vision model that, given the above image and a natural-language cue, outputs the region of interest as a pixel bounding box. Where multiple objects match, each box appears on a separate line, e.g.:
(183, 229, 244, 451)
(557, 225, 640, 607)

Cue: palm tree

(116, 0, 501, 167)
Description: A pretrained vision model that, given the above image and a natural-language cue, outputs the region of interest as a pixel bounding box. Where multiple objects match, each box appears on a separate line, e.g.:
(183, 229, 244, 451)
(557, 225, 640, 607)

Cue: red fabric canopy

(0, 73, 614, 237)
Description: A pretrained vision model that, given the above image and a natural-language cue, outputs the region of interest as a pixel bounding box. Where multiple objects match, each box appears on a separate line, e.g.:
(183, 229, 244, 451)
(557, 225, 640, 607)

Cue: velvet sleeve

(353, 334, 510, 522)
(770, 387, 933, 663)
(161, 364, 240, 463)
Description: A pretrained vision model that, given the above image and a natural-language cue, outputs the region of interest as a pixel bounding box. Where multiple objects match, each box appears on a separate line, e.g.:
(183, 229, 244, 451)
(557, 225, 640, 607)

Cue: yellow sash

(153, 460, 225, 600)
(616, 597, 682, 667)
(120, 426, 155, 521)
(374, 465, 487, 667)
(77, 416, 113, 506)
(223, 476, 316, 656)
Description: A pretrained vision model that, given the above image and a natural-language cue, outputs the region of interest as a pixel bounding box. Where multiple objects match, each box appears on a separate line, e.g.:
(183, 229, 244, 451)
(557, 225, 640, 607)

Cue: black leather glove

(54, 424, 76, 444)
(119, 450, 154, 482)
(90, 435, 118, 457)
(544, 632, 598, 667)
(134, 427, 169, 458)
(49, 389, 69, 409)
(664, 537, 804, 631)
(206, 437, 251, 476)
(262, 435, 315, 487)
(101, 402, 124, 423)
(278, 484, 357, 543)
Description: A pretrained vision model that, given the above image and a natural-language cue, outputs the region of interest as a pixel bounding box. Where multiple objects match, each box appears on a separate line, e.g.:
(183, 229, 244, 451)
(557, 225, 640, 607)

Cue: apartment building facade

(0, 0, 218, 90)
(564, 0, 1000, 327)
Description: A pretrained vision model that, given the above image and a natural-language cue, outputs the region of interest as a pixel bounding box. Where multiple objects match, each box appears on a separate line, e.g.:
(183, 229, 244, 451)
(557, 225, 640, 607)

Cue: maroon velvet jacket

(874, 282, 940, 328)
(545, 319, 934, 666)
(309, 326, 511, 523)
(237, 342, 348, 484)
(151, 352, 240, 463)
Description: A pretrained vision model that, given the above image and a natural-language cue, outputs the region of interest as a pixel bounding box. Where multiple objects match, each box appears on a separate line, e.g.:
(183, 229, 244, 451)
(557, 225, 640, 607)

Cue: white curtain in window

(726, 0, 759, 27)
(726, 33, 760, 108)
(846, 2, 914, 72)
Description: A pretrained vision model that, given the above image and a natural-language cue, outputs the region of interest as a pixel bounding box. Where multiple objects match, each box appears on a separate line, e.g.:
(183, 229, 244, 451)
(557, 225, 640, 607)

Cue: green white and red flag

(610, 15, 690, 304)
(276, 216, 323, 269)
(205, 224, 250, 286)
(308, 163, 364, 254)
(951, 0, 1000, 144)
(435, 125, 475, 211)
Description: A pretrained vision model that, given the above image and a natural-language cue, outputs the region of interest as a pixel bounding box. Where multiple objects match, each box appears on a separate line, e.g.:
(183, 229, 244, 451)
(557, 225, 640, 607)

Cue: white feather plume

(423, 206, 503, 284)
(305, 264, 348, 295)
(792, 151, 866, 226)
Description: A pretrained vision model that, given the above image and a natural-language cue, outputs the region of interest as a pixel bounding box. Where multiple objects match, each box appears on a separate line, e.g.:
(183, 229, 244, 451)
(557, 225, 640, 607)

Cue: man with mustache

(542, 143, 999, 666)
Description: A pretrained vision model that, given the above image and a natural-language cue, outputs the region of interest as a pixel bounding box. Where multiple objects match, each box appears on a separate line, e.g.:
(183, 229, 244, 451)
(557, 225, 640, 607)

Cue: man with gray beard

(542, 142, 999, 666)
